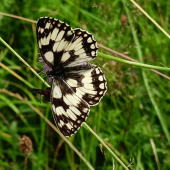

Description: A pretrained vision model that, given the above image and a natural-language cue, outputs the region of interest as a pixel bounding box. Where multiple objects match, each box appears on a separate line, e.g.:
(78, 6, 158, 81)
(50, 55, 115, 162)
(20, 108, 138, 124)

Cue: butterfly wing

(36, 17, 98, 68)
(65, 65, 107, 106)
(36, 17, 75, 67)
(60, 28, 98, 67)
(50, 79, 90, 137)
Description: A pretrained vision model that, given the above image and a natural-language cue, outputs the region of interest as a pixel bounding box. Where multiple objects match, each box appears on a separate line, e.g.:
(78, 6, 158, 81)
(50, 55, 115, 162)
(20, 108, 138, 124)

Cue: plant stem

(0, 37, 49, 87)
(129, 0, 170, 39)
(24, 155, 28, 170)
(98, 52, 170, 72)
(83, 123, 129, 170)
(123, 0, 170, 144)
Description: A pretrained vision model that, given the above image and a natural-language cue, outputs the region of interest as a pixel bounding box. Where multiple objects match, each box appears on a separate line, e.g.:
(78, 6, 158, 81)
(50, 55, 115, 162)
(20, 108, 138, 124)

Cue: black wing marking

(50, 79, 90, 137)
(65, 65, 107, 106)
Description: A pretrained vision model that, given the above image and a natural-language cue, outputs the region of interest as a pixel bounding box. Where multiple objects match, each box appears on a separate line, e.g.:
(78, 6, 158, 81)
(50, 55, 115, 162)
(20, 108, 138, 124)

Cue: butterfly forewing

(36, 17, 75, 67)
(51, 79, 90, 137)
(36, 18, 98, 68)
(61, 28, 98, 67)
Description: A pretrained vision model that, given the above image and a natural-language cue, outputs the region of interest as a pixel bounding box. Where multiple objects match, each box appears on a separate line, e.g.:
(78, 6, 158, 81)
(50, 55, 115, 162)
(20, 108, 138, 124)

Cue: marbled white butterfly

(34, 17, 107, 137)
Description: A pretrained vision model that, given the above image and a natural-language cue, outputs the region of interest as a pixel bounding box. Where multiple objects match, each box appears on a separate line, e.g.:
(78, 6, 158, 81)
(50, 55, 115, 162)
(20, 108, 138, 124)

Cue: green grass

(1, 0, 170, 169)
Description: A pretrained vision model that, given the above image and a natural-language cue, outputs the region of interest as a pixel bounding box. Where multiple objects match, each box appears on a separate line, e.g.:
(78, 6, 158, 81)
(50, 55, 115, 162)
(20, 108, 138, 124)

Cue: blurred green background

(0, 0, 170, 169)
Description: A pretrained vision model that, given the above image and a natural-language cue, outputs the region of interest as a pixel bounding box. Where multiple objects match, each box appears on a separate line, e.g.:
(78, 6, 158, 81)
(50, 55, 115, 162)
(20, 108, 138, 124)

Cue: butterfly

(34, 17, 107, 137)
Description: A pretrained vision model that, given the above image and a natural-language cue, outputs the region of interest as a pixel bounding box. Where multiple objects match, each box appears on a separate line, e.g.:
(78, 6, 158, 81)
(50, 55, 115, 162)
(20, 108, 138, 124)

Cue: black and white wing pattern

(50, 79, 90, 137)
(35, 17, 107, 137)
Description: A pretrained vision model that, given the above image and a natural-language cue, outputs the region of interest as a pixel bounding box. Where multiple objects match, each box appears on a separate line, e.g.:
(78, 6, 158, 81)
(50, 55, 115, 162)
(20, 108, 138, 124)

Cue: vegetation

(0, 0, 170, 169)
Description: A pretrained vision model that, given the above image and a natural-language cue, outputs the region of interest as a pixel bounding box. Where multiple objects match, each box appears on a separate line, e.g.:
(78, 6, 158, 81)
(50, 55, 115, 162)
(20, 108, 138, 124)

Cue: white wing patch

(51, 28, 59, 40)
(60, 52, 70, 62)
(44, 51, 54, 64)
(53, 81, 62, 98)
(55, 30, 65, 42)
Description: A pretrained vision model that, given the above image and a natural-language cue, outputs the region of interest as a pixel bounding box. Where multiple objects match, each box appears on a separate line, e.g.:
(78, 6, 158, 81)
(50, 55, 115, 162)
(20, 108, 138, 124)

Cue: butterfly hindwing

(65, 65, 107, 106)
(50, 79, 90, 137)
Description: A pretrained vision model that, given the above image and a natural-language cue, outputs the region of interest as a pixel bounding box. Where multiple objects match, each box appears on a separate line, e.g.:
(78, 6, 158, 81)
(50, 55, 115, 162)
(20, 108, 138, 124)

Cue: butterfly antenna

(42, 74, 48, 79)
(36, 61, 43, 64)
(38, 70, 45, 75)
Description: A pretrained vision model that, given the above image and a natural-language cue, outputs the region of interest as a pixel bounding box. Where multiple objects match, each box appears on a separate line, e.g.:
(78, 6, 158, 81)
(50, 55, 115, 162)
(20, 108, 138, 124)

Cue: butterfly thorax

(47, 64, 93, 79)
(46, 65, 65, 79)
